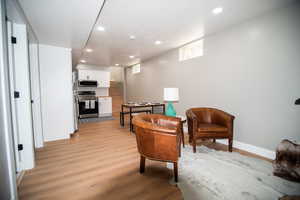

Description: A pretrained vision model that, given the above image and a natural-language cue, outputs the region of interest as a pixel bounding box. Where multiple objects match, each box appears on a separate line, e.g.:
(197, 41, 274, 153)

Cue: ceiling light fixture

(155, 40, 162, 45)
(80, 59, 87, 63)
(129, 35, 136, 40)
(129, 55, 135, 59)
(115, 64, 120, 66)
(85, 48, 93, 52)
(97, 26, 105, 31)
(212, 7, 223, 15)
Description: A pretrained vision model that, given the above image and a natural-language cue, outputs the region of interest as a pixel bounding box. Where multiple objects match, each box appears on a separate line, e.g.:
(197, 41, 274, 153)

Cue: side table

(176, 115, 187, 147)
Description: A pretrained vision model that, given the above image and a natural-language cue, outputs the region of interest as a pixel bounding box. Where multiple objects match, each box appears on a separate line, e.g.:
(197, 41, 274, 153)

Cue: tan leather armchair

(186, 108, 235, 153)
(132, 114, 181, 182)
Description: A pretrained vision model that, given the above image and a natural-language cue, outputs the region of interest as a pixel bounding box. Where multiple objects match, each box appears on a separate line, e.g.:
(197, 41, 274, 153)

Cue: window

(179, 39, 203, 61)
(132, 64, 141, 74)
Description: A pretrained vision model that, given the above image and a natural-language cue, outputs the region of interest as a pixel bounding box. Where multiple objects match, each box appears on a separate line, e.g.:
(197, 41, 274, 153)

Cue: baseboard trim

(44, 134, 70, 142)
(217, 139, 275, 160)
(182, 126, 275, 160)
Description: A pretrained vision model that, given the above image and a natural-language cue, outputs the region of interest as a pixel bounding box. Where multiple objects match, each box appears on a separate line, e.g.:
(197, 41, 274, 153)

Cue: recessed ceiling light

(212, 7, 223, 15)
(129, 55, 135, 59)
(97, 26, 105, 31)
(80, 59, 87, 63)
(129, 35, 136, 40)
(85, 48, 93, 52)
(155, 40, 162, 45)
(115, 64, 120, 66)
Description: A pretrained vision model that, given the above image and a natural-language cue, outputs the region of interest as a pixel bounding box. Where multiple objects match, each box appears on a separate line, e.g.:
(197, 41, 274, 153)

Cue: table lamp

(164, 88, 179, 116)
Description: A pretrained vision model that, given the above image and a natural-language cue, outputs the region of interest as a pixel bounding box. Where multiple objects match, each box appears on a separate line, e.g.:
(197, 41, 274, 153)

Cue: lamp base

(165, 102, 176, 117)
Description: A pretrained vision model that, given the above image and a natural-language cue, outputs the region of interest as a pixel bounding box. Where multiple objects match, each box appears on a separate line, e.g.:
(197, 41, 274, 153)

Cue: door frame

(29, 43, 44, 148)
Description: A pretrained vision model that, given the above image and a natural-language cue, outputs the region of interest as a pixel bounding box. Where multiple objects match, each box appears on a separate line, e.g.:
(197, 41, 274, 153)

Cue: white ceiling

(19, 0, 295, 67)
(18, 0, 104, 58)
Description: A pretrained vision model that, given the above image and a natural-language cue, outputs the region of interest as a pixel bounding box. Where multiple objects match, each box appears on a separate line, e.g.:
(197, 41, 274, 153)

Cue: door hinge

(18, 144, 23, 151)
(11, 36, 17, 44)
(14, 91, 20, 98)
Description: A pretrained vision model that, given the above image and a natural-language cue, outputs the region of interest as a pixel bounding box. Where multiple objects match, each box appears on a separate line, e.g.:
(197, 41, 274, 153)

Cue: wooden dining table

(120, 103, 165, 132)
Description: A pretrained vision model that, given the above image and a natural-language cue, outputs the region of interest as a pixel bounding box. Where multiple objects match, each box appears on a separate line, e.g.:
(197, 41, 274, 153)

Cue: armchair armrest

(186, 109, 199, 138)
(133, 114, 181, 134)
(186, 109, 197, 120)
(132, 115, 179, 134)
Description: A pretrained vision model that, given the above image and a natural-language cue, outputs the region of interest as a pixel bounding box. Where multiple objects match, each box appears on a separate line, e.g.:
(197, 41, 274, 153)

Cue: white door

(6, 21, 35, 171)
(6, 20, 21, 172)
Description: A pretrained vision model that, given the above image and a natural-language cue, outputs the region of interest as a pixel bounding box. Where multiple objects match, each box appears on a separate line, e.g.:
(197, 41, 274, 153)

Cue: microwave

(78, 80, 98, 87)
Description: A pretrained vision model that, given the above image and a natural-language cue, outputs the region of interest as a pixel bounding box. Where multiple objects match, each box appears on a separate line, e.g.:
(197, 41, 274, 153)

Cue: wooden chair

(132, 114, 181, 182)
(186, 107, 235, 153)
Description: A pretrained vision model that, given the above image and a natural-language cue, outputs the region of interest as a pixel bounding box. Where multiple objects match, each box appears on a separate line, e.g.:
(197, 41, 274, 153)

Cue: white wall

(39, 44, 74, 142)
(126, 3, 300, 155)
(109, 67, 123, 82)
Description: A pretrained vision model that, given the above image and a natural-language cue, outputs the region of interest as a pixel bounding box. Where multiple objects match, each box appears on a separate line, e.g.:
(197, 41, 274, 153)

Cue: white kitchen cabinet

(98, 97, 112, 117)
(78, 69, 110, 87)
(78, 70, 92, 80)
(95, 70, 110, 87)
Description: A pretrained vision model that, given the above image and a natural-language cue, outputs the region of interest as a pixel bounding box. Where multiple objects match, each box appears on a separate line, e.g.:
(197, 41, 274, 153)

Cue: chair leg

(181, 124, 185, 148)
(130, 116, 134, 132)
(173, 162, 178, 182)
(228, 138, 233, 152)
(212, 139, 216, 143)
(140, 156, 145, 173)
(193, 139, 196, 153)
(179, 143, 181, 157)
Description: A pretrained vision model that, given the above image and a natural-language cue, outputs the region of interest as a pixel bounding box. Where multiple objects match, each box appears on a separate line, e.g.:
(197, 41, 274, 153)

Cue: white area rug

(168, 146, 300, 200)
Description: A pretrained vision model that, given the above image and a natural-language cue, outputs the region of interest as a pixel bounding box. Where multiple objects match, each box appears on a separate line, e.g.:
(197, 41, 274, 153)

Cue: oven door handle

(78, 100, 98, 103)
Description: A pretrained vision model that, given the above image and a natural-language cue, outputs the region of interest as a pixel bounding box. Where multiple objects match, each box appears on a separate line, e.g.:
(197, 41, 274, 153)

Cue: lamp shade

(164, 88, 179, 102)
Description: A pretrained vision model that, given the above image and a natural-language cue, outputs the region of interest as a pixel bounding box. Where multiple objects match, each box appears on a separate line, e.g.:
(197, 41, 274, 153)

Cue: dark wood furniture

(176, 115, 187, 148)
(120, 103, 165, 131)
(132, 114, 181, 182)
(186, 107, 235, 153)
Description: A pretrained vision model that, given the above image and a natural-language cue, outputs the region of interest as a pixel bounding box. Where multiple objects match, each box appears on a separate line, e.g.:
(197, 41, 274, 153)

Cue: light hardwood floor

(18, 115, 270, 200)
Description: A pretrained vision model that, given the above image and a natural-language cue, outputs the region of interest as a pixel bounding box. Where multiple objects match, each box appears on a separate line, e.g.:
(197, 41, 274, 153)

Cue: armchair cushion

(197, 123, 228, 132)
